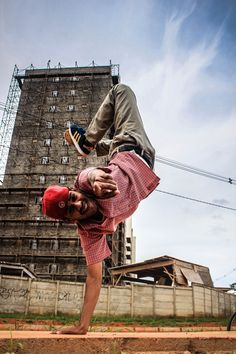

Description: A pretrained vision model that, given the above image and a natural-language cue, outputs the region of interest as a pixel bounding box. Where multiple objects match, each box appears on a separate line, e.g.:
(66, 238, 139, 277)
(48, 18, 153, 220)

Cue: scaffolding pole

(0, 65, 21, 183)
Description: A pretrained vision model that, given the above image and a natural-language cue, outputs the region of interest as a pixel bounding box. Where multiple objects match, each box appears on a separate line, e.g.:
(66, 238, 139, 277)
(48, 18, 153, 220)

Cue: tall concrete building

(0, 64, 135, 283)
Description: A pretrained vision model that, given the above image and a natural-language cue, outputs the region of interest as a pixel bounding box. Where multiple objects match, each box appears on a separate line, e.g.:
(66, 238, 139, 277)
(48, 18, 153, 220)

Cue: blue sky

(0, 0, 236, 287)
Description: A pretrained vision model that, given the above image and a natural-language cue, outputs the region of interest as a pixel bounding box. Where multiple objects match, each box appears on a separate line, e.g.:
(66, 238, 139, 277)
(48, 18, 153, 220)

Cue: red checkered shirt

(74, 152, 160, 265)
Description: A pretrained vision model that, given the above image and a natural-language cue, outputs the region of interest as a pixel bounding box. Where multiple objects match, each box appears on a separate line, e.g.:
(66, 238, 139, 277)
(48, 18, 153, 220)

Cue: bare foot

(55, 325, 87, 335)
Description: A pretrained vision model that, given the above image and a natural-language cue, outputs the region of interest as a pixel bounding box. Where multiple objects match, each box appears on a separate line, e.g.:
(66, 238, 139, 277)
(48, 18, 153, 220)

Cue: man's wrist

(78, 322, 89, 332)
(87, 168, 98, 185)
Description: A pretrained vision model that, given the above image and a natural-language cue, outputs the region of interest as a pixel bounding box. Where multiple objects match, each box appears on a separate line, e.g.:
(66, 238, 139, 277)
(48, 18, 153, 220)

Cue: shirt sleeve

(79, 232, 111, 265)
(74, 167, 95, 192)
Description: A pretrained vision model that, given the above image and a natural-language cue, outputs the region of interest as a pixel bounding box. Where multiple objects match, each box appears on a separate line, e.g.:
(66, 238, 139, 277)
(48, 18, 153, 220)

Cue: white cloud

(0, 0, 235, 287)
(129, 4, 236, 287)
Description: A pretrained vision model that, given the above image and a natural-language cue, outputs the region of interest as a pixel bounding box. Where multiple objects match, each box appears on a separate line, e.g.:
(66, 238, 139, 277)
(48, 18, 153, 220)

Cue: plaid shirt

(74, 152, 160, 265)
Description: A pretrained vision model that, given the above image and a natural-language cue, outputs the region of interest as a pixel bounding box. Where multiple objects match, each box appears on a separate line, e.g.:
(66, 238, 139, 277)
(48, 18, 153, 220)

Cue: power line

(155, 155, 236, 185)
(0, 143, 235, 212)
(1, 91, 236, 195)
(0, 104, 71, 131)
(0, 143, 72, 167)
(0, 142, 235, 211)
(1, 99, 235, 187)
(155, 189, 236, 211)
(214, 267, 236, 283)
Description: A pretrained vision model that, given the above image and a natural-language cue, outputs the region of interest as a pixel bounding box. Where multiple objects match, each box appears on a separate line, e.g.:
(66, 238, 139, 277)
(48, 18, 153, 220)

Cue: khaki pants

(86, 84, 155, 168)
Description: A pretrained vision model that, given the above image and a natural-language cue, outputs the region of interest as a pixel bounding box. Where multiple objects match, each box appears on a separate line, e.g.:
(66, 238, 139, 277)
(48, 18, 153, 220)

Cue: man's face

(64, 190, 98, 222)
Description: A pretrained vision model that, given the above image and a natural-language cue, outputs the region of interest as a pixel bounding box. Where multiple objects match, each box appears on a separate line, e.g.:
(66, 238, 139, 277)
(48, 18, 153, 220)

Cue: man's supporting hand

(88, 168, 120, 198)
(57, 261, 102, 335)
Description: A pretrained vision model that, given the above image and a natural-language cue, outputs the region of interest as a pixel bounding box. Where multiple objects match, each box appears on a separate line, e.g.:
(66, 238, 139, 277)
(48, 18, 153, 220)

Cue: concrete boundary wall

(0, 275, 235, 317)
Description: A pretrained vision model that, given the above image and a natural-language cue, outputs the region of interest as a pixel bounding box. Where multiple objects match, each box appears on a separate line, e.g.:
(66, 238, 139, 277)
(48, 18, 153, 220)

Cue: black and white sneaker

(64, 124, 94, 156)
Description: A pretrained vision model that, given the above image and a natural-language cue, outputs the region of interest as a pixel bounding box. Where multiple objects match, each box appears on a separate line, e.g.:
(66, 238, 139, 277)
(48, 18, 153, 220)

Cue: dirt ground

(0, 330, 236, 354)
(0, 318, 227, 332)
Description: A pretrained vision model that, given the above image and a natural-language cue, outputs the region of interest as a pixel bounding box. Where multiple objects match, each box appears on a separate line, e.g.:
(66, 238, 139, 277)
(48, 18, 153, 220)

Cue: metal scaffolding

(0, 65, 21, 183)
(0, 63, 131, 283)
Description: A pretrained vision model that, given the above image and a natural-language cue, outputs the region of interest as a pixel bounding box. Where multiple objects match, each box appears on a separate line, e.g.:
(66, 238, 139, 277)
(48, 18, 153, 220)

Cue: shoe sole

(64, 129, 73, 145)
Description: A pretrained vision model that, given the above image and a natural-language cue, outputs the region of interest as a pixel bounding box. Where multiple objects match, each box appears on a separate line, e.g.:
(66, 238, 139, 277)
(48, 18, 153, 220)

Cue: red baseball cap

(42, 185, 69, 220)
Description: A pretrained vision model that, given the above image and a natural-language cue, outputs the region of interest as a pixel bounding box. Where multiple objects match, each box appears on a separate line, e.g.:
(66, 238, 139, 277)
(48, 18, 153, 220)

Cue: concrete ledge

(0, 331, 236, 354)
(0, 323, 228, 332)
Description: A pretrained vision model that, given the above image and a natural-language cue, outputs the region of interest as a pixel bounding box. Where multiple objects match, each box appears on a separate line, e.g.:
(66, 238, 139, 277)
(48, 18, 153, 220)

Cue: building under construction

(0, 63, 136, 283)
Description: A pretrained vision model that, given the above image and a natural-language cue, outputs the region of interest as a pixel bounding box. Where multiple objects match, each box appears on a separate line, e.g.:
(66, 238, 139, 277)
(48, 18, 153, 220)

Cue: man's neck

(90, 210, 104, 223)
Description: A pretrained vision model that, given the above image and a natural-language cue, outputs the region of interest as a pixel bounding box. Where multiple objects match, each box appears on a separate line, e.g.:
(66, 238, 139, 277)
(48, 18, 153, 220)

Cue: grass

(0, 313, 228, 327)
(91, 315, 228, 327)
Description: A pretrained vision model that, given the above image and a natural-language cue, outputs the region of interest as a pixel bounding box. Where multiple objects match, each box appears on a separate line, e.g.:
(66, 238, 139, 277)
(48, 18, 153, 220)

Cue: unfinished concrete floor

(0, 331, 236, 354)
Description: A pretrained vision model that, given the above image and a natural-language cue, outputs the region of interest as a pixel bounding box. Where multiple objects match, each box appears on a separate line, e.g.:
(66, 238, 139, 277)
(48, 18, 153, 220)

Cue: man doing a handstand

(42, 84, 160, 334)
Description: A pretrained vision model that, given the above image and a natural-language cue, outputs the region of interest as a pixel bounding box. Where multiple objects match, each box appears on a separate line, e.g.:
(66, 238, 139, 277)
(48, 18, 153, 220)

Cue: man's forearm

(79, 274, 102, 331)
(57, 262, 102, 335)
